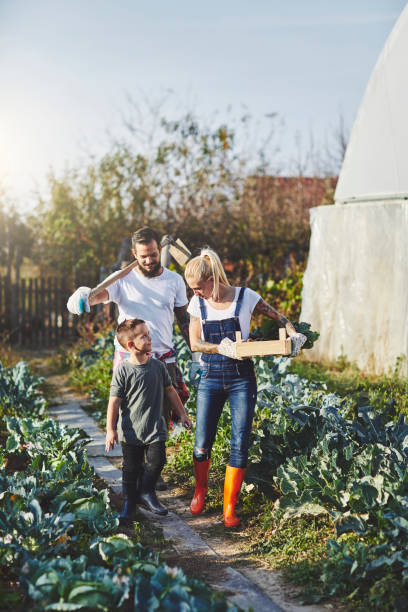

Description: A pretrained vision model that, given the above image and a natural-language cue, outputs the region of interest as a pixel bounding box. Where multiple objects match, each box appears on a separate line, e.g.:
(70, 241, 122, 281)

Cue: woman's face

(186, 276, 214, 299)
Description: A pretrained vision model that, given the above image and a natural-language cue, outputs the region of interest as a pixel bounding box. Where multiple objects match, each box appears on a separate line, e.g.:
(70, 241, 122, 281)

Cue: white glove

(290, 333, 307, 357)
(67, 287, 91, 315)
(217, 337, 242, 360)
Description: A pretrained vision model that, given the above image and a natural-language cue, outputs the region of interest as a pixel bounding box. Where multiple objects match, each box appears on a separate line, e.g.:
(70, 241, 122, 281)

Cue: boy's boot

(138, 469, 168, 516)
(190, 458, 211, 515)
(223, 465, 246, 528)
(119, 479, 138, 526)
(156, 475, 168, 491)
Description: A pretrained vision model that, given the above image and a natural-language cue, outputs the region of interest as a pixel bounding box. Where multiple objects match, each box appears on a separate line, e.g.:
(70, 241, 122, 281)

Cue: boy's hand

(105, 429, 118, 452)
(180, 414, 193, 431)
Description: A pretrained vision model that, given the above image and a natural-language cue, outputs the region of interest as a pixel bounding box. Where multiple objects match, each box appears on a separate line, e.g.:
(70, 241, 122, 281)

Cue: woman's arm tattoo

(254, 298, 288, 325)
(188, 314, 219, 353)
(191, 339, 219, 354)
(254, 298, 297, 334)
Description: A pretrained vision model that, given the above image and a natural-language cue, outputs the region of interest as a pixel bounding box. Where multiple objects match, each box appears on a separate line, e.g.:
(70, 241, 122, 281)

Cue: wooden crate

(235, 328, 292, 358)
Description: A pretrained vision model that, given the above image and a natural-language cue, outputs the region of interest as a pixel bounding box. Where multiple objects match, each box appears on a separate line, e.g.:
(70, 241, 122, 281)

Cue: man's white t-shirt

(187, 287, 261, 341)
(107, 267, 188, 361)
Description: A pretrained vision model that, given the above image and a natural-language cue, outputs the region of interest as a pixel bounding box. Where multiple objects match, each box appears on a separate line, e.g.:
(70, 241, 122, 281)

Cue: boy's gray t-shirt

(110, 358, 172, 445)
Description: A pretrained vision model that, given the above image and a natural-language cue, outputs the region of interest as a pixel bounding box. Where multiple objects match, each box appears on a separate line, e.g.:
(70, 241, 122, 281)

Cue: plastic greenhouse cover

(300, 201, 408, 375)
(335, 5, 408, 204)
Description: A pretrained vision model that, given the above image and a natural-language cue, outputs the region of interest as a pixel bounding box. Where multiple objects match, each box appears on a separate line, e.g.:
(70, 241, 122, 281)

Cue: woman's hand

(289, 333, 307, 357)
(217, 337, 242, 360)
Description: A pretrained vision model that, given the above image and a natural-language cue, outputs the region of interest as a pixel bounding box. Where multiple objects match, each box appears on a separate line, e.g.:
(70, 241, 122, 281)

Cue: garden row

(0, 359, 236, 611)
(64, 330, 408, 609)
(176, 336, 408, 609)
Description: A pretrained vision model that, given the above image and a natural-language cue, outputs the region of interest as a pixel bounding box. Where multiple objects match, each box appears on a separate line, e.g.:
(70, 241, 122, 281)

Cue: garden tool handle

(88, 260, 139, 301)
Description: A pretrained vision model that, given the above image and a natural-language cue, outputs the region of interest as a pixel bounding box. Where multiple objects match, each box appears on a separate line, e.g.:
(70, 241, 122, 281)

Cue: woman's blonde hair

(185, 248, 230, 299)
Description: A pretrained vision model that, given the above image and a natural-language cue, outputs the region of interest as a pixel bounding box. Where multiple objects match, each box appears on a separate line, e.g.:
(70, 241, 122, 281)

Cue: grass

(0, 339, 25, 368)
(290, 354, 408, 420)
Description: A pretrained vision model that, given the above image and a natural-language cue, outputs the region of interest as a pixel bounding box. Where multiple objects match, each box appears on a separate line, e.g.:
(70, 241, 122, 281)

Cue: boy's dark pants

(122, 441, 166, 485)
(120, 441, 167, 520)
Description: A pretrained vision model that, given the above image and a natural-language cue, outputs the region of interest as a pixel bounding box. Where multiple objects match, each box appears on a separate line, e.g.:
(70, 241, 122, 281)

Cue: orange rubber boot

(190, 459, 211, 515)
(223, 465, 246, 528)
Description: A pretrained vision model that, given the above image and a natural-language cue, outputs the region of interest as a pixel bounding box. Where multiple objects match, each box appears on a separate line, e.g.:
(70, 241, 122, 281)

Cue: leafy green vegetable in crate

(250, 320, 319, 349)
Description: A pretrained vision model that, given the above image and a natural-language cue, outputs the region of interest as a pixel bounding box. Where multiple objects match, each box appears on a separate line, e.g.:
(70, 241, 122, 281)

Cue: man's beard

(137, 261, 162, 278)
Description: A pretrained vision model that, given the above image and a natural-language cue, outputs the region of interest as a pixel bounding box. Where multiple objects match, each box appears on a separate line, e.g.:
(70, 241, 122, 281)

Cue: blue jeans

(194, 362, 257, 468)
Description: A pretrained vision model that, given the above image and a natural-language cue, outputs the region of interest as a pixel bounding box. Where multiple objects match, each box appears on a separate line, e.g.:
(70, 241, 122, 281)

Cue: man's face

(132, 240, 162, 277)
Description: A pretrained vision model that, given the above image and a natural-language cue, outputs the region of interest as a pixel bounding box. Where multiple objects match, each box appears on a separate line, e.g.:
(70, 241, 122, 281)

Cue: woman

(185, 248, 306, 528)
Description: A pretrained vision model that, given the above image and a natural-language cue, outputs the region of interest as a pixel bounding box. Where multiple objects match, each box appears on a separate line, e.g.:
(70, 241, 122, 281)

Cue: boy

(105, 318, 192, 524)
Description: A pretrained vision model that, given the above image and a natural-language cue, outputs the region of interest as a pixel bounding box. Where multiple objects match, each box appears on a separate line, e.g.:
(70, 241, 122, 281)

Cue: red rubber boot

(190, 459, 211, 515)
(223, 465, 246, 528)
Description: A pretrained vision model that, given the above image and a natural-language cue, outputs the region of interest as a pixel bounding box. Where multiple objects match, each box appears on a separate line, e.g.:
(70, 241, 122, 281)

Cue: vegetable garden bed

(0, 358, 237, 611)
(52, 330, 408, 610)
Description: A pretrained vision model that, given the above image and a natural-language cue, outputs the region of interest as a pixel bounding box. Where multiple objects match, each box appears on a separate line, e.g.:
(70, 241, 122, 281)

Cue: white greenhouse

(300, 5, 408, 375)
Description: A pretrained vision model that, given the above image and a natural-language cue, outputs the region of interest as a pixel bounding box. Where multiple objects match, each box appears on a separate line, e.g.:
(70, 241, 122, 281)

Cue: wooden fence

(0, 276, 98, 348)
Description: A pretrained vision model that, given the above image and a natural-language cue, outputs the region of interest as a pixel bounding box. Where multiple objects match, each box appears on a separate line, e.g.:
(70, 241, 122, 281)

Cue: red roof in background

(246, 176, 338, 208)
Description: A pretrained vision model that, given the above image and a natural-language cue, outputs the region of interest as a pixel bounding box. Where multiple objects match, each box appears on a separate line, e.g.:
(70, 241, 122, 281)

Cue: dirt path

(44, 368, 338, 612)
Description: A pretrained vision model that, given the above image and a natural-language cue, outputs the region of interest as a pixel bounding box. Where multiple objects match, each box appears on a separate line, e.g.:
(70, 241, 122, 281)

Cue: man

(67, 227, 191, 484)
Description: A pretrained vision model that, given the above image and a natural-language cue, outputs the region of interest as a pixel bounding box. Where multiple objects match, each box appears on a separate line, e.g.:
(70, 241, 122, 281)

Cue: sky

(0, 0, 406, 211)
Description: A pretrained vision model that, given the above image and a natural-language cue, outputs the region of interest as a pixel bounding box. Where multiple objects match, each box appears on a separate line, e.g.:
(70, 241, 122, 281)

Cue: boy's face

(128, 323, 152, 353)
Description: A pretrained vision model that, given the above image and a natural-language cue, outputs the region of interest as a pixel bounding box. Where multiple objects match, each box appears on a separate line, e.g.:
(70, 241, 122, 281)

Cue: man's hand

(67, 287, 91, 315)
(289, 332, 307, 357)
(179, 413, 193, 431)
(165, 386, 193, 431)
(105, 429, 118, 452)
(217, 337, 242, 360)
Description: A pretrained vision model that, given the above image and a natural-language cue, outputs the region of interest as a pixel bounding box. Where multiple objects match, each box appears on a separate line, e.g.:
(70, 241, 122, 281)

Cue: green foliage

(0, 197, 34, 280)
(22, 549, 237, 612)
(250, 320, 319, 350)
(291, 357, 408, 420)
(1, 356, 235, 611)
(0, 497, 74, 567)
(241, 351, 408, 606)
(21, 555, 132, 612)
(67, 331, 115, 427)
(62, 329, 408, 609)
(0, 361, 47, 419)
(255, 512, 333, 568)
(252, 264, 305, 320)
(5, 417, 90, 458)
(29, 111, 332, 281)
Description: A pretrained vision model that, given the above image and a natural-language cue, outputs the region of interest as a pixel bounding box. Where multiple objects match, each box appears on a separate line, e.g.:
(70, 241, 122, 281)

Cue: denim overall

(194, 288, 257, 468)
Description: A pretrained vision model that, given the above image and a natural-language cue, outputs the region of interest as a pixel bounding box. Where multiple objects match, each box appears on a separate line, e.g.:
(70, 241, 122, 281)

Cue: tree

(0, 191, 33, 282)
(31, 105, 337, 284)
